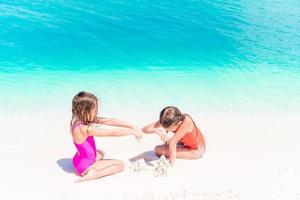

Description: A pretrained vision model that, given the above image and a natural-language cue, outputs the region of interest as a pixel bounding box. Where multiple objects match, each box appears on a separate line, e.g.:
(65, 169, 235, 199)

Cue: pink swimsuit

(72, 122, 97, 175)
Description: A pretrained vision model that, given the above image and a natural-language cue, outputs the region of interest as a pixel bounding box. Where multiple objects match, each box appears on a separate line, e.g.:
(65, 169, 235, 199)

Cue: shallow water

(0, 1, 299, 146)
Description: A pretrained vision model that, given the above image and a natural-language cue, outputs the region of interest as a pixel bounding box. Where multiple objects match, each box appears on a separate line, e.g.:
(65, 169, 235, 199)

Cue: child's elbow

(142, 126, 150, 133)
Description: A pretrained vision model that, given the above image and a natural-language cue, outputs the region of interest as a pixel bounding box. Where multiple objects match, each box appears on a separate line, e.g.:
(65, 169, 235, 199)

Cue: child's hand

(169, 160, 175, 167)
(134, 128, 143, 141)
(166, 137, 172, 144)
(155, 129, 167, 142)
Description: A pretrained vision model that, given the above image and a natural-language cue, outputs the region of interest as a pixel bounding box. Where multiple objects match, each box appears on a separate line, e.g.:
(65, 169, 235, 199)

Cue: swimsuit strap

(183, 114, 197, 128)
(174, 114, 186, 133)
(172, 114, 199, 139)
(182, 114, 200, 137)
(173, 121, 182, 133)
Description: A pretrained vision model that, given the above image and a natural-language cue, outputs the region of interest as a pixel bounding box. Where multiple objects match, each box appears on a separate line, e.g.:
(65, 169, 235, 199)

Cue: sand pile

(129, 159, 149, 174)
(129, 155, 171, 177)
(153, 155, 171, 177)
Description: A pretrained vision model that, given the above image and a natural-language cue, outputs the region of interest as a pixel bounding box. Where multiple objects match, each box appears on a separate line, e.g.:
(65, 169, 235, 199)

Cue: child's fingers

(159, 132, 167, 142)
(166, 138, 171, 144)
(135, 135, 142, 143)
(134, 130, 143, 141)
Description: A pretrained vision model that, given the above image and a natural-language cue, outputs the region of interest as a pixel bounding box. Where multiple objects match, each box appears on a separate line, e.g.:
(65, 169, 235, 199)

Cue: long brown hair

(71, 91, 98, 127)
(159, 106, 185, 128)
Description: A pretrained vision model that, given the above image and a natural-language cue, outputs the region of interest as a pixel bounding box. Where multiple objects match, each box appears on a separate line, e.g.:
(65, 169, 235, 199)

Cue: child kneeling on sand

(70, 91, 142, 182)
(142, 106, 205, 166)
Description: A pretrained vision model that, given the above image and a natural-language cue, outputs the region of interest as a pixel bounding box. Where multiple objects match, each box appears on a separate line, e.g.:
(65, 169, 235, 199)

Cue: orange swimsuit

(175, 115, 206, 150)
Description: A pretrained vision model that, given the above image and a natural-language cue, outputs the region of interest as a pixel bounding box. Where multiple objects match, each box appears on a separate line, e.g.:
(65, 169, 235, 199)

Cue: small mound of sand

(129, 155, 172, 177)
(153, 155, 171, 177)
(129, 159, 149, 174)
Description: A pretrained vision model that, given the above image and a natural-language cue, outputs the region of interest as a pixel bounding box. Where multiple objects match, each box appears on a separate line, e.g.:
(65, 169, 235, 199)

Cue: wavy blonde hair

(71, 91, 98, 126)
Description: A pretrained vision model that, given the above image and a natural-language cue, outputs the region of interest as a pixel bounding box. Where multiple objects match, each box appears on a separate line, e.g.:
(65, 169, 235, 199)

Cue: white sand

(0, 114, 299, 200)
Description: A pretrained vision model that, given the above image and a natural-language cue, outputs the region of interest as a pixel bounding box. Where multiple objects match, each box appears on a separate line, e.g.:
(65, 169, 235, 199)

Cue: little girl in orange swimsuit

(142, 106, 205, 166)
(70, 91, 142, 182)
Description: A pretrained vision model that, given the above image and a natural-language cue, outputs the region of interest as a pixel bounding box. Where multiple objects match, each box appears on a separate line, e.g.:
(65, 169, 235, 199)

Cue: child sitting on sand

(70, 91, 142, 182)
(142, 106, 205, 166)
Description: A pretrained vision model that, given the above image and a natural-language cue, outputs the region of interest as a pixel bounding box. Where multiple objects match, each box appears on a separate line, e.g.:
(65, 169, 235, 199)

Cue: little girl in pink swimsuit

(71, 91, 142, 182)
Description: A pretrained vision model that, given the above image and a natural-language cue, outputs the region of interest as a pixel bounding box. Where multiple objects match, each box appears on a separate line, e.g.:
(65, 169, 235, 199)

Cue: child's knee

(154, 145, 160, 153)
(155, 145, 165, 155)
(155, 145, 170, 157)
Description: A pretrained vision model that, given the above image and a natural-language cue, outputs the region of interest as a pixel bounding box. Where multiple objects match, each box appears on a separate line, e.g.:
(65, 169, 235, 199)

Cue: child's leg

(76, 159, 124, 183)
(155, 144, 204, 159)
(96, 149, 105, 160)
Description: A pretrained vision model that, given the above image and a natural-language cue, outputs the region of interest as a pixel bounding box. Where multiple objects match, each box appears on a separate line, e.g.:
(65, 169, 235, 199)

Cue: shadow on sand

(56, 158, 75, 174)
(129, 150, 160, 166)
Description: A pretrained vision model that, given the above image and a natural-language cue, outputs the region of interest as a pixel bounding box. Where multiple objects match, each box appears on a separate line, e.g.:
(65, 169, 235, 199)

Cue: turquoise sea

(0, 1, 299, 146)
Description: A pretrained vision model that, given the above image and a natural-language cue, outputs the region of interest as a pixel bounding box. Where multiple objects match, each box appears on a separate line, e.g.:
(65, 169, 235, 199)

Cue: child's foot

(74, 177, 83, 183)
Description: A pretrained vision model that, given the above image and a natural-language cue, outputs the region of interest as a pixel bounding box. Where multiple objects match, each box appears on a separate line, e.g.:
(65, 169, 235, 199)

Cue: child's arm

(81, 124, 141, 138)
(142, 121, 161, 133)
(168, 117, 194, 166)
(142, 121, 167, 141)
(95, 117, 138, 129)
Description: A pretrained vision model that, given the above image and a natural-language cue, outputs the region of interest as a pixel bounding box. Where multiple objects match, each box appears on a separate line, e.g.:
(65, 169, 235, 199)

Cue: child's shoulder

(183, 114, 193, 123)
(72, 123, 89, 143)
(182, 114, 195, 129)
